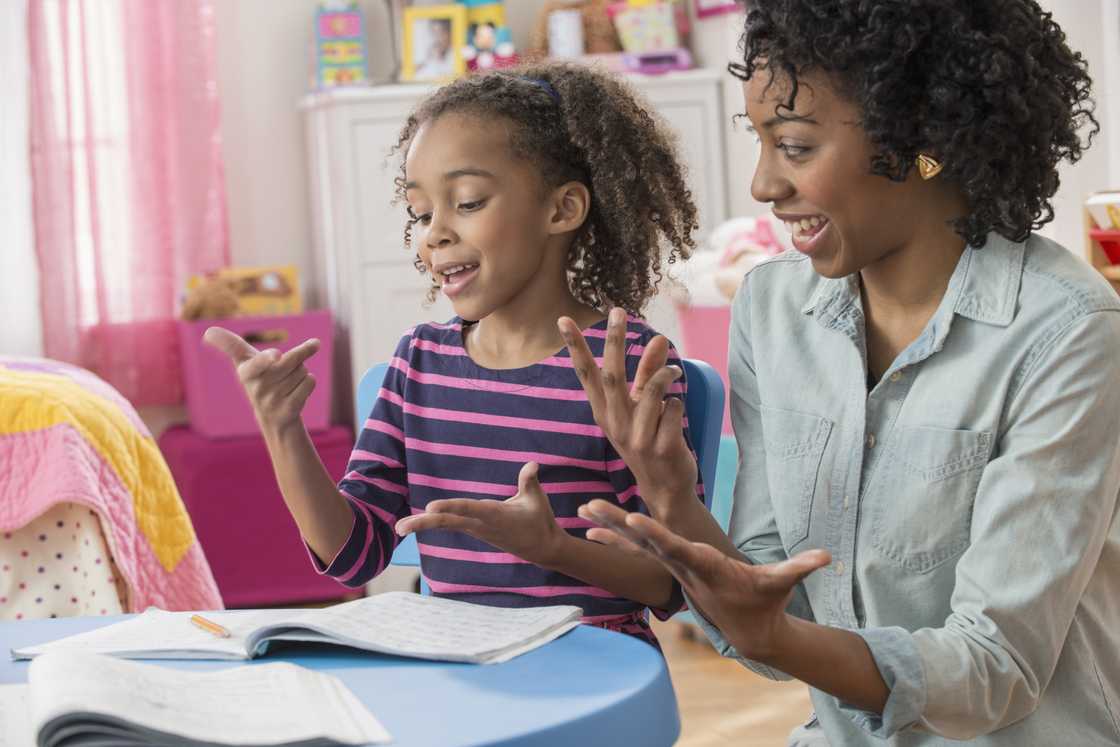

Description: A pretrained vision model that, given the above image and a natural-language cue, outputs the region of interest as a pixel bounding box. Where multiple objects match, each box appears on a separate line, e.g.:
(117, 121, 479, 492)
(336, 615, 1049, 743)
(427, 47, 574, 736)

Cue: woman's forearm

(741, 615, 890, 714)
(261, 422, 355, 565)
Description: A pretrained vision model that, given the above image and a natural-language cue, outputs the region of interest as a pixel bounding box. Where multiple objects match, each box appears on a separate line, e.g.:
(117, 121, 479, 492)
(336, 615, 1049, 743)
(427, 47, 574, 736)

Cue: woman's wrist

(727, 610, 801, 664)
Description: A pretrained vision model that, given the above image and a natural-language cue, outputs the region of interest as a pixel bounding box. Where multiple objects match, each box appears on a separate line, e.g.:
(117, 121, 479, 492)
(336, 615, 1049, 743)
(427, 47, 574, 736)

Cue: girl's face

(744, 70, 936, 278)
(404, 113, 566, 321)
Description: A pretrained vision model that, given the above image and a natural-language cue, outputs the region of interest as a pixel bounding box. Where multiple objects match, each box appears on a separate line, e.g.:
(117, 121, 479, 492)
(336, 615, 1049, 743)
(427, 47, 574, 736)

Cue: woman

(561, 0, 1120, 744)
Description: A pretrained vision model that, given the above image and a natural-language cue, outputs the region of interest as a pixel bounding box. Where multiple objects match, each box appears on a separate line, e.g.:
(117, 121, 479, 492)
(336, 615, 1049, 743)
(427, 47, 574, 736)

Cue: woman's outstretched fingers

(757, 550, 832, 593)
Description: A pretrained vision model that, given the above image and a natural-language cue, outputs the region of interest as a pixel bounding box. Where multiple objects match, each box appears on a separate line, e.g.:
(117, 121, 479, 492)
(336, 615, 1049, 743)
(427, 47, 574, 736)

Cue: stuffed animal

(179, 275, 240, 321)
(530, 0, 621, 56)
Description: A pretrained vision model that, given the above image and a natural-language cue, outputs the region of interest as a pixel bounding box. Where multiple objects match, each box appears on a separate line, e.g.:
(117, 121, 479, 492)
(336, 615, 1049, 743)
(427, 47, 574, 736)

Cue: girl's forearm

(261, 422, 355, 565)
(539, 533, 677, 610)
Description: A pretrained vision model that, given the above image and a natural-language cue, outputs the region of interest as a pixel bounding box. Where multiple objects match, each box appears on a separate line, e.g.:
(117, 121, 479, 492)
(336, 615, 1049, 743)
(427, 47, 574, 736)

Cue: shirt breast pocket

(760, 406, 832, 554)
(871, 426, 993, 573)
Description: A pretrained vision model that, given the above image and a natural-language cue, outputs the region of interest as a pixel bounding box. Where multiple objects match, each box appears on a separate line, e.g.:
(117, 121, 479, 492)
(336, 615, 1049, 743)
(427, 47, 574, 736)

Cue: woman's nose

(751, 151, 794, 206)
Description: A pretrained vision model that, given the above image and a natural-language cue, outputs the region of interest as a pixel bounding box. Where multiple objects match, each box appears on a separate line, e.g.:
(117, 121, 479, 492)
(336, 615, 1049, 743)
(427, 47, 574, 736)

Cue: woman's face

(744, 69, 935, 279)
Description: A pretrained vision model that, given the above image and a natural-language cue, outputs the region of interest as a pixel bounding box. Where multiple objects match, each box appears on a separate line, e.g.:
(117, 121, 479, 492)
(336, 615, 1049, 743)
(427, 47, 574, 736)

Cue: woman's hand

(203, 327, 320, 436)
(394, 462, 569, 566)
(580, 499, 831, 660)
(559, 307, 698, 517)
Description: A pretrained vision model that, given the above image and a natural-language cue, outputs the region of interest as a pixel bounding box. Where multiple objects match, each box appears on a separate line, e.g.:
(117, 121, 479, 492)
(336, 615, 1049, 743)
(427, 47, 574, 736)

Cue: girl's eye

(407, 207, 432, 225)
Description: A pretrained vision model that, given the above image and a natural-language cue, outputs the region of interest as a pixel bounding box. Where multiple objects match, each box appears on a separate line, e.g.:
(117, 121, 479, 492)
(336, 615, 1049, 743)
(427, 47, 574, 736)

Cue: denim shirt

(689, 233, 1120, 745)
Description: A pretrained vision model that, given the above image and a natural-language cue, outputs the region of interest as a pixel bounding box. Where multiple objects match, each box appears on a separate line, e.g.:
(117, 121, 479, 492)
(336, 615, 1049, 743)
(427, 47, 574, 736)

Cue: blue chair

(354, 358, 726, 579)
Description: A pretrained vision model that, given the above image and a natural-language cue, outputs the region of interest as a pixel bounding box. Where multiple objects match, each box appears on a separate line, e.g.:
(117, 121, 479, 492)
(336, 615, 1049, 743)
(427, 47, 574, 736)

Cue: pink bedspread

(0, 357, 223, 612)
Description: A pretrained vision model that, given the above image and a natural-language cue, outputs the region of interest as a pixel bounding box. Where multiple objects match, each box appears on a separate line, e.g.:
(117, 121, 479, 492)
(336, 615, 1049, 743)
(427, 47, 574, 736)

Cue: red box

(159, 424, 357, 607)
(178, 311, 333, 438)
(1090, 229, 1120, 264)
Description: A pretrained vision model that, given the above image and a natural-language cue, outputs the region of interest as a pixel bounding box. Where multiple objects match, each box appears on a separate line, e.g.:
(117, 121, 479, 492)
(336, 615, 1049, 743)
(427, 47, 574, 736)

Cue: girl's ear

(546, 181, 591, 235)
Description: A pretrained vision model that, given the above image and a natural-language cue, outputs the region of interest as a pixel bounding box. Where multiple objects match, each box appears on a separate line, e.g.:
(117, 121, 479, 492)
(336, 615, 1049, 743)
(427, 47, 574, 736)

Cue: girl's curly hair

(392, 62, 698, 314)
(732, 0, 1099, 247)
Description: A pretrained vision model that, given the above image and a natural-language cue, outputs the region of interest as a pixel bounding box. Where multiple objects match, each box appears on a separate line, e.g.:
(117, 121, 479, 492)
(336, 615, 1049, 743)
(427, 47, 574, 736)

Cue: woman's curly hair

(392, 62, 698, 314)
(732, 0, 1099, 246)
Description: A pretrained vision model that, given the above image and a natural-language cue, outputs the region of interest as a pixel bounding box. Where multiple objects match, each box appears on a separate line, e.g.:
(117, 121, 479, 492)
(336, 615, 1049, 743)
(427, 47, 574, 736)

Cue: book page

(257, 592, 582, 663)
(0, 685, 33, 747)
(29, 652, 390, 746)
(11, 609, 251, 660)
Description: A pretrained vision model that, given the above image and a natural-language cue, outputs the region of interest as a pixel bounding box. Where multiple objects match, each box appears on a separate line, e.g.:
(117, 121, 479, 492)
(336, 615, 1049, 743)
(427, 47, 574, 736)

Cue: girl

(571, 1, 1120, 744)
(206, 62, 702, 646)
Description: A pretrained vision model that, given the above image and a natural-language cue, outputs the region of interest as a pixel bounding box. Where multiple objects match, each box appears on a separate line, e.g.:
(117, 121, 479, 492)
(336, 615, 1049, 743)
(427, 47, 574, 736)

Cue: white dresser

(301, 68, 729, 423)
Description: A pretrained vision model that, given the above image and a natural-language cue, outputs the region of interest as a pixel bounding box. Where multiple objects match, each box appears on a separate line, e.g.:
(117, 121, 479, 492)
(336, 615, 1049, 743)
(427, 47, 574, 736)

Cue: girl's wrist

(535, 530, 577, 570)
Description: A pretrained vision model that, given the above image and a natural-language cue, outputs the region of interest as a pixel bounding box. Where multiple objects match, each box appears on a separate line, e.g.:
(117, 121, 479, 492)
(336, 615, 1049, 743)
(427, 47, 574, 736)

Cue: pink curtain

(28, 0, 229, 406)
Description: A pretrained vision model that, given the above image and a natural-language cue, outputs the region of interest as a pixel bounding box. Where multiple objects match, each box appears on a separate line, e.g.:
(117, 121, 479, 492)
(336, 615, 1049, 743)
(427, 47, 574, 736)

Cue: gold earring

(916, 154, 944, 180)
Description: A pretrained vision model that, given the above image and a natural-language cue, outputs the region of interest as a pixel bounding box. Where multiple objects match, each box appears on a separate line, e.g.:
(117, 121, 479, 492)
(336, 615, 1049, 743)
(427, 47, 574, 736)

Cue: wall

(0, 0, 42, 357)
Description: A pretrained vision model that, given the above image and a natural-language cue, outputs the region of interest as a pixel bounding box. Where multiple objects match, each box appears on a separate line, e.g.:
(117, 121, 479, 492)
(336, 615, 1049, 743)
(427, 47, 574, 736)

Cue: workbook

(12, 591, 582, 665)
(0, 651, 391, 747)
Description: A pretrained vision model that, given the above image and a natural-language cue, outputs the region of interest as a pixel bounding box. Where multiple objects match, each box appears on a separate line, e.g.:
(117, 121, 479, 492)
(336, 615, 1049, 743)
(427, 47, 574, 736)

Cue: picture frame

(693, 0, 740, 18)
(401, 4, 468, 82)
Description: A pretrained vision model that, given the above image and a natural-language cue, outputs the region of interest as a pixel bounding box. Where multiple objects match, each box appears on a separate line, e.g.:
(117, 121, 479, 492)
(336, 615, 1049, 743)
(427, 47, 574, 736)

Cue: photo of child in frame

(402, 5, 467, 81)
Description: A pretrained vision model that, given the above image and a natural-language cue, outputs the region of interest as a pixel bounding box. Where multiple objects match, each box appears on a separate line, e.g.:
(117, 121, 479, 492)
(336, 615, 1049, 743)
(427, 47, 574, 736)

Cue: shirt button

(842, 495, 850, 510)
(835, 561, 846, 575)
(866, 433, 876, 448)
(889, 371, 903, 383)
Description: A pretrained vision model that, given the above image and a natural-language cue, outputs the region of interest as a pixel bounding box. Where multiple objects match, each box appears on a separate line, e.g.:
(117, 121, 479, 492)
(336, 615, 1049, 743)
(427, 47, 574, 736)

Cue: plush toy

(531, 0, 622, 56)
(179, 275, 240, 321)
(463, 20, 518, 70)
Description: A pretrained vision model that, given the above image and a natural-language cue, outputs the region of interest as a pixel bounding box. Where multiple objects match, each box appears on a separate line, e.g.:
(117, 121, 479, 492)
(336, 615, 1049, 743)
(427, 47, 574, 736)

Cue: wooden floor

(651, 619, 812, 747)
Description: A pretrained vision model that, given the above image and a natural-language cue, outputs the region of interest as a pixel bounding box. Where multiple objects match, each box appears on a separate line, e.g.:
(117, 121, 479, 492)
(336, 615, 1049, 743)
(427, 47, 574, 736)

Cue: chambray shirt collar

(801, 233, 1026, 344)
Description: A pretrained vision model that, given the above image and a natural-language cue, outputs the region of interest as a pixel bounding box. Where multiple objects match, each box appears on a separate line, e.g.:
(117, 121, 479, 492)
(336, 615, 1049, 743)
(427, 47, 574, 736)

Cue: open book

(0, 651, 390, 747)
(12, 591, 582, 665)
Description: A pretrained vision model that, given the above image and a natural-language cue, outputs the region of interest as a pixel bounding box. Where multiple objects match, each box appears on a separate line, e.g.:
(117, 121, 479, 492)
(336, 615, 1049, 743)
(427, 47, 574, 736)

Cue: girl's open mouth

(440, 263, 480, 298)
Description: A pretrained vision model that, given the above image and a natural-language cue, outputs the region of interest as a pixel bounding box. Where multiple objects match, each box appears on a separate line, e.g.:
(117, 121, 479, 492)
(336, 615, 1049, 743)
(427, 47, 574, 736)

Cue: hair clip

(520, 77, 561, 105)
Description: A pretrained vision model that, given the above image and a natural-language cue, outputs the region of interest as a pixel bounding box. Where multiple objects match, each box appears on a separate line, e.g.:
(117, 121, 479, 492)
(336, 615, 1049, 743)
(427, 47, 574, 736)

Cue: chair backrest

(355, 357, 726, 570)
(679, 358, 725, 511)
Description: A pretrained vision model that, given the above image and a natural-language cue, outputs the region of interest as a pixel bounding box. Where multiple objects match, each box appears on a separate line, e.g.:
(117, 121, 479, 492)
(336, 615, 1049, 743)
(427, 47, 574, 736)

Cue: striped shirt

(315, 315, 704, 646)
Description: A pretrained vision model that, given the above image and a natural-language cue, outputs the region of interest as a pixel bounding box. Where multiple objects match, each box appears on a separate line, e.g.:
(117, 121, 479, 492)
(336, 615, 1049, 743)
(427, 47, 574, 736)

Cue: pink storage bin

(675, 303, 732, 434)
(178, 310, 333, 438)
(159, 424, 357, 607)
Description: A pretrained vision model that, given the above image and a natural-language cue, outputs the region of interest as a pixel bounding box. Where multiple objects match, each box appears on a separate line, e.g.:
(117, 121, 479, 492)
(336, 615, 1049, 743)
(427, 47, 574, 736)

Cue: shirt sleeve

(602, 328, 703, 619)
(309, 332, 414, 588)
(842, 310, 1120, 739)
(683, 281, 817, 680)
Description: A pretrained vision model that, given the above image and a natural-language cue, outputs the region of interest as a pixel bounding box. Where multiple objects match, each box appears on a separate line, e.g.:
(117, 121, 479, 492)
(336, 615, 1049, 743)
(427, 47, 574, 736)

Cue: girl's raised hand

(394, 462, 569, 566)
(203, 327, 321, 435)
(559, 307, 698, 517)
(579, 499, 831, 659)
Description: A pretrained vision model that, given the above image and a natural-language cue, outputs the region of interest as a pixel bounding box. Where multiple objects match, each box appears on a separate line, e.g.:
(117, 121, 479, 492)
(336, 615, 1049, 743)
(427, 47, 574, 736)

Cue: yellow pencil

(190, 614, 231, 638)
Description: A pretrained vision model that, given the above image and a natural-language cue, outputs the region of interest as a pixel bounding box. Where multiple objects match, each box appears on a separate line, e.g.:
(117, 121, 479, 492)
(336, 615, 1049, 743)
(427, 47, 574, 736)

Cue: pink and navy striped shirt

(316, 314, 704, 646)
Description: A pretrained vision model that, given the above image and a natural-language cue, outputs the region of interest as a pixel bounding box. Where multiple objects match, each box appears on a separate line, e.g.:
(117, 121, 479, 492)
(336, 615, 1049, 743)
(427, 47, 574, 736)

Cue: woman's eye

(458, 199, 485, 212)
(778, 142, 811, 158)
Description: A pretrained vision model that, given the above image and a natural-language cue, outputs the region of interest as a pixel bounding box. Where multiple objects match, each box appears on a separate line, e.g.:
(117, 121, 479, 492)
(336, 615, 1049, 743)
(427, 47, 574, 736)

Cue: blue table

(0, 615, 680, 747)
